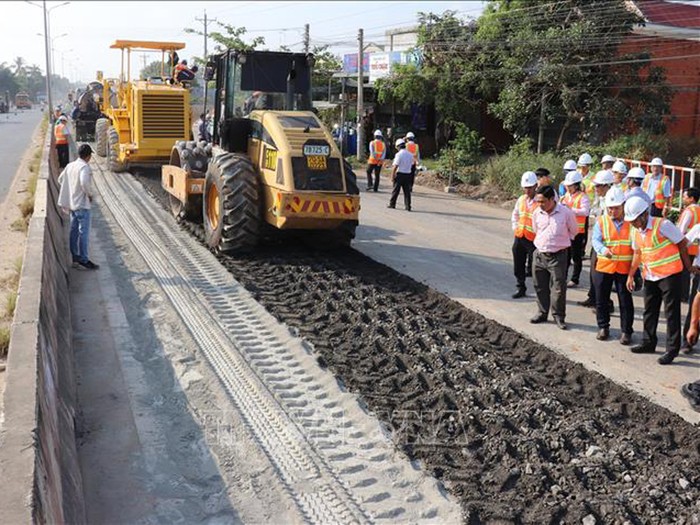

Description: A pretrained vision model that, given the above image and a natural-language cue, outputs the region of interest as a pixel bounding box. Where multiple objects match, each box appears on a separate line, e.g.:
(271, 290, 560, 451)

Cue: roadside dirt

(416, 170, 516, 209)
(138, 171, 700, 524)
(0, 120, 43, 400)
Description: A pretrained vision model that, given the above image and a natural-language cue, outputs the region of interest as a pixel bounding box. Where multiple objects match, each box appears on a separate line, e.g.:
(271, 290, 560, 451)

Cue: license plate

(306, 155, 327, 170)
(303, 144, 330, 156)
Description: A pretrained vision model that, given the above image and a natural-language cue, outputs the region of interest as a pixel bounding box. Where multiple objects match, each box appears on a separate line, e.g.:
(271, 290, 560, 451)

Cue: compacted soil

(138, 171, 700, 524)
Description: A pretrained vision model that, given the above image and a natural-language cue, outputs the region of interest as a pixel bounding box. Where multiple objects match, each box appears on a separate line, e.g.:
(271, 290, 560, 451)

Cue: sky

(3, 1, 486, 84)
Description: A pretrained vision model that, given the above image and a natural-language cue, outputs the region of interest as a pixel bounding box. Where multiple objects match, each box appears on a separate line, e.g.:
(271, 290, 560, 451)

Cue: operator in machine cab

(174, 59, 197, 83)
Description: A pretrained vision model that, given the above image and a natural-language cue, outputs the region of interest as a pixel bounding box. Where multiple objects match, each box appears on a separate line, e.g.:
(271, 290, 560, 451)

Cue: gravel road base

(137, 170, 700, 524)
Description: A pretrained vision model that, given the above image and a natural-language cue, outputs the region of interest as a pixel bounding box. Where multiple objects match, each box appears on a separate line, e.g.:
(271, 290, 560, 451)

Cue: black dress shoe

(681, 346, 694, 355)
(577, 298, 595, 307)
(681, 384, 700, 412)
(512, 289, 526, 299)
(619, 333, 632, 346)
(554, 317, 567, 330)
(631, 344, 655, 354)
(596, 328, 609, 341)
(658, 351, 678, 365)
(530, 314, 547, 324)
(387, 204, 395, 209)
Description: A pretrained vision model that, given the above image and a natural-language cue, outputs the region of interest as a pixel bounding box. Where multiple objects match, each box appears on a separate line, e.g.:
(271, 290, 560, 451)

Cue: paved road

(354, 177, 700, 424)
(0, 108, 43, 202)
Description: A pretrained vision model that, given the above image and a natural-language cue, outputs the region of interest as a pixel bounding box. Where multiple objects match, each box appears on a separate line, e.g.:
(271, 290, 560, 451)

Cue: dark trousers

(567, 230, 587, 284)
(410, 165, 416, 191)
(56, 143, 69, 168)
(534, 249, 568, 320)
(389, 172, 412, 210)
(650, 206, 663, 218)
(366, 163, 381, 191)
(680, 267, 690, 303)
(683, 273, 700, 348)
(593, 271, 633, 333)
(512, 236, 535, 290)
(586, 249, 598, 301)
(643, 272, 682, 353)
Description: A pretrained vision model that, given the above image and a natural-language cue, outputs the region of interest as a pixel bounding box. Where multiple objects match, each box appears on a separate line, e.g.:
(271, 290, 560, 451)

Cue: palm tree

(13, 57, 25, 76)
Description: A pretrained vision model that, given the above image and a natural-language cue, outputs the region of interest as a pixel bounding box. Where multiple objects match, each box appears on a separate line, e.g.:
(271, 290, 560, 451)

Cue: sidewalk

(353, 179, 700, 424)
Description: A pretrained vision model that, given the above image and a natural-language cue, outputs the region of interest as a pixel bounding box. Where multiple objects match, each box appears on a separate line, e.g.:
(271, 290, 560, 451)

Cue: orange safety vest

(514, 195, 539, 241)
(680, 203, 700, 256)
(406, 141, 419, 164)
(596, 215, 633, 275)
(368, 139, 385, 165)
(634, 217, 683, 279)
(54, 122, 68, 145)
(562, 191, 587, 234)
(642, 174, 670, 210)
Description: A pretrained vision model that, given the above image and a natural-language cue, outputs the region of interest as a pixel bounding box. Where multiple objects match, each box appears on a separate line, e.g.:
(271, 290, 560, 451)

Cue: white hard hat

(605, 186, 626, 207)
(601, 154, 615, 164)
(563, 159, 577, 171)
(593, 170, 614, 186)
(612, 160, 628, 174)
(578, 153, 593, 165)
(564, 170, 583, 186)
(395, 138, 405, 148)
(626, 166, 646, 180)
(58, 115, 67, 122)
(405, 131, 415, 140)
(521, 171, 538, 188)
(650, 157, 663, 167)
(374, 129, 383, 137)
(624, 196, 650, 221)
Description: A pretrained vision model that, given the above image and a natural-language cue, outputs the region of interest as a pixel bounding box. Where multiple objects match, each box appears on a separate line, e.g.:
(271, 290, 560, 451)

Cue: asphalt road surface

(0, 108, 43, 202)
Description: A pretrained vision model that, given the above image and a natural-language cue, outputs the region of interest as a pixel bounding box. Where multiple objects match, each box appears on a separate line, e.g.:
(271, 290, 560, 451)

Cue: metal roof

(110, 40, 186, 51)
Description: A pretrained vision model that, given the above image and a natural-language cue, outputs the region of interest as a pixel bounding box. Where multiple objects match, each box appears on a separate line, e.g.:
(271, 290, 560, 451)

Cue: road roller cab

(162, 50, 360, 252)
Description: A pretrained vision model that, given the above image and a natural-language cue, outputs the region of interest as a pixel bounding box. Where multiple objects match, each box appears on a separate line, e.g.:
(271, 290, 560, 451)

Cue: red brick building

(623, 1, 700, 137)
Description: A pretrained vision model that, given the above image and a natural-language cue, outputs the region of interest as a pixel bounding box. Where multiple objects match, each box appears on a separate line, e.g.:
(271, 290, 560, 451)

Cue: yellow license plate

(307, 155, 327, 170)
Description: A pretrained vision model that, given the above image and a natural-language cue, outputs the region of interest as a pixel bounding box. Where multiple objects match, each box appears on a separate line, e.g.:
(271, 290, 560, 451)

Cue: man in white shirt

(387, 138, 414, 211)
(57, 144, 99, 270)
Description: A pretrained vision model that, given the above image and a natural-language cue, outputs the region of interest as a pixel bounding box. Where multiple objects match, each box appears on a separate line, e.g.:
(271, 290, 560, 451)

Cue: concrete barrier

(0, 129, 85, 523)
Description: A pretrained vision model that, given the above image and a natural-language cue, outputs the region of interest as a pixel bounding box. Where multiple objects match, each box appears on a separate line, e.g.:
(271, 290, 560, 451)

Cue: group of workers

(365, 129, 421, 211)
(511, 154, 700, 367)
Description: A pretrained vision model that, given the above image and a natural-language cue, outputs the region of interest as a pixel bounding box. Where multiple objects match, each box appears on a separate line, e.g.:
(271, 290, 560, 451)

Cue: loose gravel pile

(138, 172, 700, 524)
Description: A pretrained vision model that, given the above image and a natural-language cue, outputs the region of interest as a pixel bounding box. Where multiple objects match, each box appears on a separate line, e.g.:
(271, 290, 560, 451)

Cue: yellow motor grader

(161, 50, 360, 252)
(94, 40, 191, 172)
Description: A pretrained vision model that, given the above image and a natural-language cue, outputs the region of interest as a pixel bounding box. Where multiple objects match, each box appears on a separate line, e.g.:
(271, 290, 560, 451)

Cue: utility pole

(356, 28, 364, 162)
(303, 23, 310, 54)
(195, 9, 215, 121)
(42, 0, 53, 118)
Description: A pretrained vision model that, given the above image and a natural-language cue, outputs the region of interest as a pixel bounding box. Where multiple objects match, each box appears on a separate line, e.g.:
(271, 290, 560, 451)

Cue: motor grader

(94, 40, 191, 172)
(161, 50, 360, 252)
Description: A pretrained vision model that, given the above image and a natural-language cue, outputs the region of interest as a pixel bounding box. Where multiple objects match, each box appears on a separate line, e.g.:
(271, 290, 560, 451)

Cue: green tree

(311, 45, 341, 99)
(472, 0, 671, 147)
(139, 60, 165, 80)
(185, 22, 265, 53)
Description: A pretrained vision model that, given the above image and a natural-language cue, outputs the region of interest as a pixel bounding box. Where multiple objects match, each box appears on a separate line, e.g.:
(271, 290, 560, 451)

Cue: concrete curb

(0, 127, 85, 523)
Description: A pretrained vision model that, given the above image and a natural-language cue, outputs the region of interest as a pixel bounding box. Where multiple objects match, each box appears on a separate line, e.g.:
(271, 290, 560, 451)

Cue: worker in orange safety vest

(590, 186, 634, 343)
(561, 170, 590, 288)
(625, 196, 696, 365)
(511, 171, 539, 299)
(366, 129, 386, 192)
(54, 115, 70, 168)
(642, 157, 671, 218)
(405, 131, 420, 191)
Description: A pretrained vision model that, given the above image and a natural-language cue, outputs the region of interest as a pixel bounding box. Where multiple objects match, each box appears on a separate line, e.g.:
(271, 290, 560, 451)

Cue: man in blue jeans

(57, 143, 99, 270)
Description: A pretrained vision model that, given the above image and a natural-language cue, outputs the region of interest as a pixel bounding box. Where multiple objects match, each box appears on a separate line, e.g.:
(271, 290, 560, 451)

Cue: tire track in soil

(137, 171, 700, 524)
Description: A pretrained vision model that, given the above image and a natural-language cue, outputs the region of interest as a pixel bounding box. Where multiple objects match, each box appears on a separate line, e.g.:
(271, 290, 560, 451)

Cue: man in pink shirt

(531, 185, 579, 329)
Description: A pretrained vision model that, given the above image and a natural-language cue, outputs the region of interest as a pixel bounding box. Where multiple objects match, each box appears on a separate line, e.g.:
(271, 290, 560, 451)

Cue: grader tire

(203, 153, 260, 253)
(95, 118, 109, 157)
(167, 142, 208, 222)
(107, 126, 127, 173)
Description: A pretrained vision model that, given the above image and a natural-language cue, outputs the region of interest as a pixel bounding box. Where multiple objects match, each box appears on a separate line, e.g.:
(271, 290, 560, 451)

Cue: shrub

(436, 123, 483, 185)
(482, 139, 566, 197)
(0, 325, 9, 358)
(5, 290, 17, 320)
(562, 133, 670, 163)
